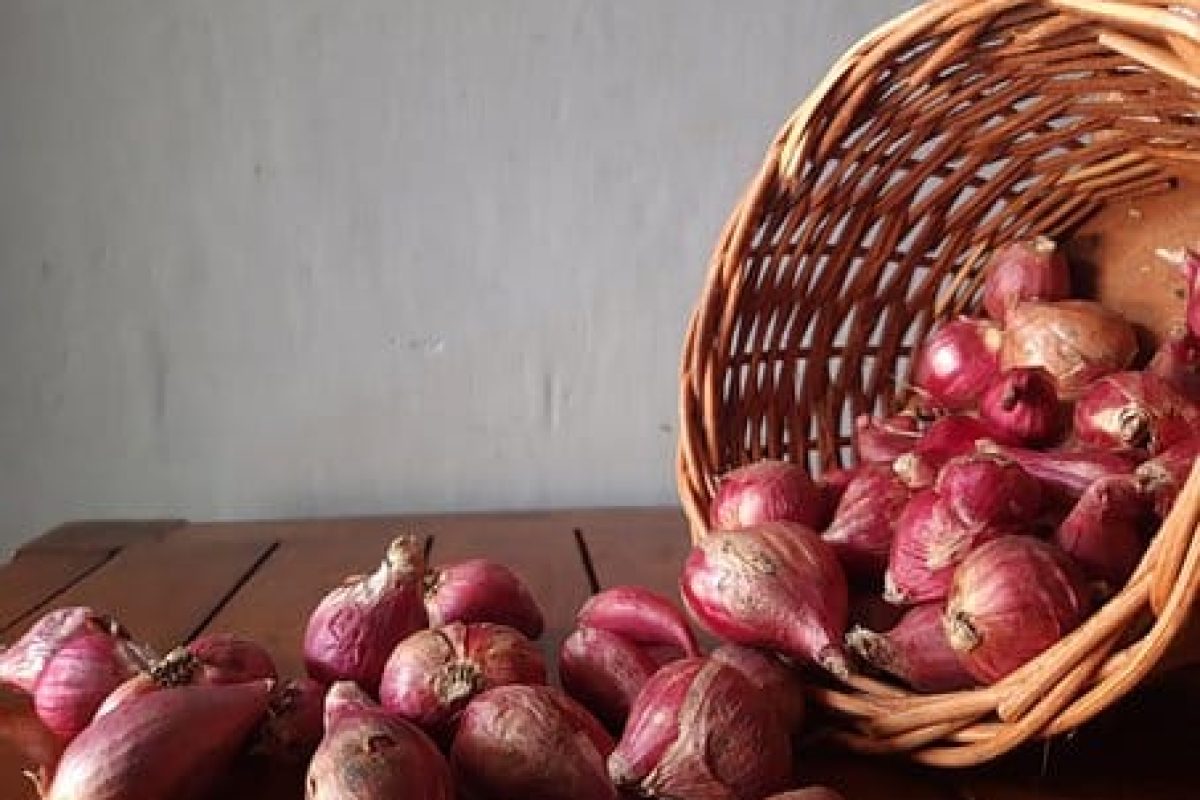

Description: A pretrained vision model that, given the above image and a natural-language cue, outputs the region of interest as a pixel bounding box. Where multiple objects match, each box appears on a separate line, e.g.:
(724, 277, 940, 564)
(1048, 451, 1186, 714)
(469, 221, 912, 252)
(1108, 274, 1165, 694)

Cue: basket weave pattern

(677, 0, 1200, 766)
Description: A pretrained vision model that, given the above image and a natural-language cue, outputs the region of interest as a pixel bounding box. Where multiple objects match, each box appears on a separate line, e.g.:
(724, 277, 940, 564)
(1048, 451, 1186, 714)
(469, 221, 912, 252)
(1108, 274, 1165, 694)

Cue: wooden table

(1, 509, 1197, 799)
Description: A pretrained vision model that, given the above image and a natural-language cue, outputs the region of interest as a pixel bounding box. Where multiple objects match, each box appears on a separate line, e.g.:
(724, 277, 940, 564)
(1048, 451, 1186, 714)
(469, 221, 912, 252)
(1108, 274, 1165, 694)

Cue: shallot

(945, 537, 1090, 683)
(303, 535, 428, 693)
(424, 558, 545, 640)
(379, 622, 546, 735)
(576, 585, 700, 660)
(912, 317, 1003, 411)
(978, 440, 1136, 500)
(559, 626, 658, 732)
(981, 236, 1071, 321)
(681, 522, 850, 676)
(0, 607, 125, 694)
(710, 459, 830, 531)
(822, 465, 911, 580)
(892, 415, 993, 489)
(1074, 371, 1199, 455)
(185, 633, 277, 684)
(1001, 300, 1138, 400)
(1136, 437, 1200, 517)
(709, 643, 806, 732)
(609, 657, 792, 800)
(451, 685, 616, 800)
(253, 677, 326, 763)
(853, 413, 921, 464)
(1054, 476, 1152, 592)
(979, 367, 1064, 446)
(308, 681, 453, 800)
(32, 617, 150, 741)
(1148, 326, 1200, 403)
(847, 603, 975, 692)
(37, 679, 272, 800)
(934, 452, 1041, 530)
(884, 490, 1009, 606)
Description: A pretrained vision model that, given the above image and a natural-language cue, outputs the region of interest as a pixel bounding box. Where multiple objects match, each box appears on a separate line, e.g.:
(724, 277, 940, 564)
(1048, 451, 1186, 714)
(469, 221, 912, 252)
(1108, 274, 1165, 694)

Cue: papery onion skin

(913, 317, 1003, 411)
(576, 585, 700, 659)
(424, 558, 545, 640)
(853, 414, 921, 464)
(1000, 300, 1138, 400)
(847, 603, 975, 693)
(710, 459, 830, 532)
(1136, 437, 1200, 517)
(41, 680, 272, 800)
(451, 685, 616, 800)
(681, 522, 850, 677)
(33, 619, 149, 741)
(303, 535, 428, 693)
(709, 644, 806, 733)
(822, 465, 912, 580)
(559, 626, 659, 732)
(1073, 371, 1199, 455)
(935, 453, 1042, 531)
(945, 537, 1090, 684)
(1148, 326, 1200, 404)
(1054, 476, 1152, 592)
(982, 236, 1071, 322)
(609, 657, 792, 800)
(979, 367, 1064, 447)
(0, 607, 114, 695)
(308, 682, 453, 800)
(884, 490, 1009, 606)
(379, 622, 547, 736)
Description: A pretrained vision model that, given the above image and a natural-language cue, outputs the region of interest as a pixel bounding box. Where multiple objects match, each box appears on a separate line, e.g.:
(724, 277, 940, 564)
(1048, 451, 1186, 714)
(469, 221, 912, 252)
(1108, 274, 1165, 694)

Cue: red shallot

(945, 537, 1090, 684)
(1148, 326, 1200, 404)
(253, 677, 326, 763)
(884, 490, 1009, 606)
(32, 617, 151, 741)
(892, 415, 994, 489)
(451, 684, 616, 800)
(576, 585, 700, 660)
(608, 657, 792, 800)
(424, 558, 545, 640)
(853, 413, 921, 464)
(822, 465, 912, 580)
(981, 236, 1071, 321)
(978, 440, 1136, 500)
(979, 367, 1064, 446)
(681, 522, 850, 677)
(559, 626, 658, 732)
(1074, 371, 1199, 455)
(912, 317, 1003, 411)
(1136, 436, 1200, 517)
(710, 459, 830, 532)
(308, 681, 453, 800)
(1054, 476, 1152, 592)
(0, 607, 124, 694)
(847, 603, 975, 692)
(185, 633, 277, 684)
(709, 643, 806, 732)
(379, 622, 546, 736)
(1001, 300, 1138, 400)
(934, 452, 1041, 530)
(303, 535, 428, 693)
(37, 679, 272, 800)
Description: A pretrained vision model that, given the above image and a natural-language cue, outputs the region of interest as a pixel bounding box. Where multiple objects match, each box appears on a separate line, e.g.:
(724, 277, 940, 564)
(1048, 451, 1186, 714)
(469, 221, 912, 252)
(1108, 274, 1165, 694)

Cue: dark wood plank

(572, 507, 690, 597)
(195, 519, 427, 680)
(428, 514, 592, 675)
(18, 536, 274, 654)
(0, 549, 115, 632)
(18, 519, 186, 553)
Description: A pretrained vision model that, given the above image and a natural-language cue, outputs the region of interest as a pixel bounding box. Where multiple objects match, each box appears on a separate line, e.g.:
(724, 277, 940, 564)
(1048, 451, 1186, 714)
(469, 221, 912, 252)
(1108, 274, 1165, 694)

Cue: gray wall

(0, 1, 915, 555)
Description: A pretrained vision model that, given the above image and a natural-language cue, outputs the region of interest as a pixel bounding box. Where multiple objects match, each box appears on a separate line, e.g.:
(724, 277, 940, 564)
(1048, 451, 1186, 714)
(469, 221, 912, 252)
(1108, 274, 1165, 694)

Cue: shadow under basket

(676, 0, 1200, 767)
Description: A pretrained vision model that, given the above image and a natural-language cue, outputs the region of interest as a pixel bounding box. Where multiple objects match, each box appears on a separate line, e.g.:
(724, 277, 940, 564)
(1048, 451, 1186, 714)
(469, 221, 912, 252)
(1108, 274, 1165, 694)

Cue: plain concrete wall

(0, 1, 916, 555)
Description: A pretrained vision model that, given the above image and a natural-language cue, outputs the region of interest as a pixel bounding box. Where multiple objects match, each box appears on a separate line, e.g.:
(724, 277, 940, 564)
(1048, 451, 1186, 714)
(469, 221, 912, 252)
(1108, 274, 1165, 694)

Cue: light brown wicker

(677, 0, 1200, 767)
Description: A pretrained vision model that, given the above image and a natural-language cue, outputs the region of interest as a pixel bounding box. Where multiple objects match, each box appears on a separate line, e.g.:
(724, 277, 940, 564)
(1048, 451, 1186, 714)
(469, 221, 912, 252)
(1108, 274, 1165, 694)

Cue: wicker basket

(677, 0, 1200, 767)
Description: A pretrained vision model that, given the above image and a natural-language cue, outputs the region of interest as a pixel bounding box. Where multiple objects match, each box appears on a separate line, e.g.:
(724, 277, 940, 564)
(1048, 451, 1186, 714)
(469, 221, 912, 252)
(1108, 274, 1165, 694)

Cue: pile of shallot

(0, 531, 841, 799)
(689, 239, 1199, 696)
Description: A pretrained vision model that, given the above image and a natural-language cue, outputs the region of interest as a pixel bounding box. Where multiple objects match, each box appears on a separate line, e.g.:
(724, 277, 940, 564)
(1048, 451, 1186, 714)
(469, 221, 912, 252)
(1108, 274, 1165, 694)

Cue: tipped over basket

(677, 0, 1200, 767)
